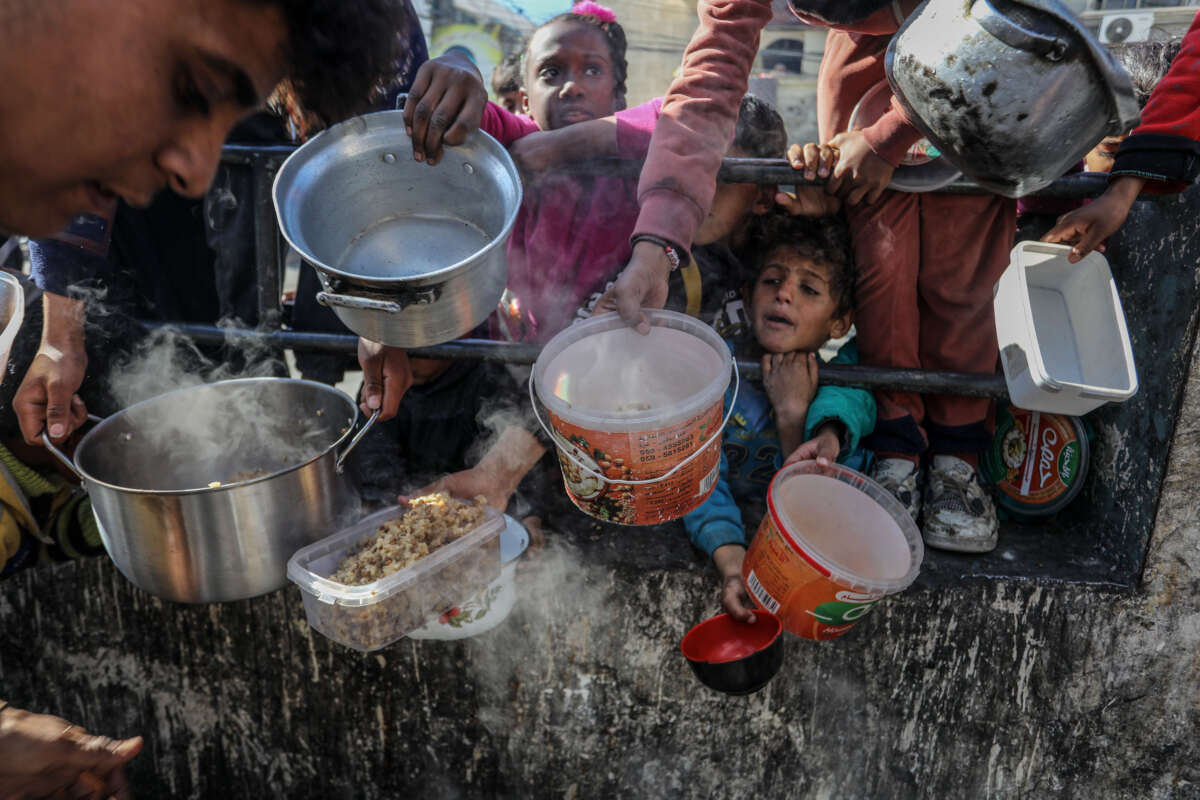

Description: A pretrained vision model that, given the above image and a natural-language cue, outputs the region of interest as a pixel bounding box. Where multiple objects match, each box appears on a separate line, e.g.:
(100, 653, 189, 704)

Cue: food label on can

(547, 401, 723, 525)
(742, 511, 882, 640)
(983, 407, 1081, 508)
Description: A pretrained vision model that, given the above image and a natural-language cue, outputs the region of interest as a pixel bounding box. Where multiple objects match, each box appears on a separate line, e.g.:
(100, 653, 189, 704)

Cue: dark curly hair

(1108, 39, 1183, 110)
(749, 210, 857, 318)
(733, 94, 787, 159)
(526, 4, 628, 104)
(492, 51, 524, 95)
(243, 0, 415, 124)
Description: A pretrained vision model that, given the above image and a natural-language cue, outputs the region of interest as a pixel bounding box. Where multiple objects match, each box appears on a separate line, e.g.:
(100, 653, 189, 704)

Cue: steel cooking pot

(886, 0, 1140, 197)
(42, 378, 378, 603)
(272, 110, 522, 347)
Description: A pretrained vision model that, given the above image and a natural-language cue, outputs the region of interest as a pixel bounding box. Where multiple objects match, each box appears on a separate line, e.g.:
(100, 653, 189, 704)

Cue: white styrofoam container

(0, 271, 25, 379)
(287, 504, 503, 652)
(994, 242, 1137, 416)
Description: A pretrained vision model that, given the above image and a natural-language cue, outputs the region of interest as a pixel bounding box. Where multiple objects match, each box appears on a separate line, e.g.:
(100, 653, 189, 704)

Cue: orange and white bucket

(531, 310, 737, 526)
(743, 460, 923, 640)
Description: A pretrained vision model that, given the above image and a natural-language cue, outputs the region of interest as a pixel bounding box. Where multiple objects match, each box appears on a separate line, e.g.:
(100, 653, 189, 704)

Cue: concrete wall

(4, 193, 1200, 797)
(4, 430, 1199, 798)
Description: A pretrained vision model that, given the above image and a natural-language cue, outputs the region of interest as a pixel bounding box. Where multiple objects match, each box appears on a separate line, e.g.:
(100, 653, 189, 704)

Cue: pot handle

(335, 408, 381, 474)
(317, 289, 440, 314)
(974, 0, 1070, 62)
(39, 413, 104, 485)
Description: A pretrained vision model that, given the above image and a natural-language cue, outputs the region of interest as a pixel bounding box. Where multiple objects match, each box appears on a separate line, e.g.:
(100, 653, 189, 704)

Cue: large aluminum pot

(272, 110, 522, 347)
(43, 378, 378, 603)
(886, 0, 1140, 197)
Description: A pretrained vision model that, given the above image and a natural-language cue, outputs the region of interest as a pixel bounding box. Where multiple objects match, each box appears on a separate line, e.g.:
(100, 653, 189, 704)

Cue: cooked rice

(331, 492, 487, 585)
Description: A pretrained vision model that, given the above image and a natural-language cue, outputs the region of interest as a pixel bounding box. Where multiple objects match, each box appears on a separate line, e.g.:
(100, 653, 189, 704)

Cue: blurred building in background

(421, 0, 1198, 145)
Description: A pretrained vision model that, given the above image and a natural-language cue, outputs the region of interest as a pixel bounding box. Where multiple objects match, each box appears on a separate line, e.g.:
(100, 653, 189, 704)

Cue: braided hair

(528, 2, 628, 102)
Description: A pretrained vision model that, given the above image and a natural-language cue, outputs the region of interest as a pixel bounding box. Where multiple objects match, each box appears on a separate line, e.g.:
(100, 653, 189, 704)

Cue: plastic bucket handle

(529, 358, 740, 488)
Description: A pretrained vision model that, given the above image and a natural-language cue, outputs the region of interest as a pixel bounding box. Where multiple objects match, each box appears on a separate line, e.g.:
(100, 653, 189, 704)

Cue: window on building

(760, 38, 805, 74)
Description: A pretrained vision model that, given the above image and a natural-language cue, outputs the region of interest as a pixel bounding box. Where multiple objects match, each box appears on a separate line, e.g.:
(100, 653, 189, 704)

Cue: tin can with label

(981, 406, 1090, 519)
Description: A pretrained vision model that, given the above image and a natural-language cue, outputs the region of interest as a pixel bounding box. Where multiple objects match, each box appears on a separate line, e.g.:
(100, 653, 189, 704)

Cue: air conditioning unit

(1100, 12, 1155, 44)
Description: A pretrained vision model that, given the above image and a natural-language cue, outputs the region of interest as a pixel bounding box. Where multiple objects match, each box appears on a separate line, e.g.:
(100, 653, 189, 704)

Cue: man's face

(0, 0, 288, 236)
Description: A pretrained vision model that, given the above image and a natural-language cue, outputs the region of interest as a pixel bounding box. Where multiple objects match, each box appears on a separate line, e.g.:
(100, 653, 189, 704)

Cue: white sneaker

(869, 457, 922, 521)
(922, 455, 999, 553)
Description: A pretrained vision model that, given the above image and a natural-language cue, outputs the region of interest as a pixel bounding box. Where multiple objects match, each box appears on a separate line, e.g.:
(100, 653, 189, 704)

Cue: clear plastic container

(287, 504, 503, 652)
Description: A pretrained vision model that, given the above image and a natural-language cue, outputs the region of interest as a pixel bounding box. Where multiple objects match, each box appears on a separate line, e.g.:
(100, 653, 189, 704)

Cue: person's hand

(592, 240, 673, 333)
(14, 343, 89, 447)
(762, 351, 819, 426)
(787, 141, 838, 184)
(401, 427, 546, 511)
(403, 51, 487, 166)
(783, 424, 841, 466)
(357, 339, 413, 421)
(403, 465, 514, 512)
(0, 703, 143, 800)
(776, 142, 844, 216)
(712, 544, 756, 624)
(1041, 176, 1144, 263)
(825, 130, 895, 206)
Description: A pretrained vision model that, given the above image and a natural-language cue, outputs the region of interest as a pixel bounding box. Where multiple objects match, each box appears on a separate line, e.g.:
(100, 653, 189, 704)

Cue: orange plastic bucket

(531, 310, 735, 526)
(743, 461, 923, 640)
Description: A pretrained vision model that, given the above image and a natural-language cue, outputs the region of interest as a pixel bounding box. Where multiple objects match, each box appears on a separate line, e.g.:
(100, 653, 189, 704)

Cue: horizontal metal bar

(218, 143, 1112, 198)
(139, 321, 1009, 398)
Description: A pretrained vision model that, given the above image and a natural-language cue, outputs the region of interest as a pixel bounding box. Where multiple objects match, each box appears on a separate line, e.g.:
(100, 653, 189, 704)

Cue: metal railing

(214, 144, 1117, 398)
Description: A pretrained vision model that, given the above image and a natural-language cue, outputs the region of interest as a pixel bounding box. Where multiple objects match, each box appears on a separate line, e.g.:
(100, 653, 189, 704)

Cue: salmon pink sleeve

(480, 102, 541, 146)
(1111, 14, 1200, 193)
(633, 0, 774, 251)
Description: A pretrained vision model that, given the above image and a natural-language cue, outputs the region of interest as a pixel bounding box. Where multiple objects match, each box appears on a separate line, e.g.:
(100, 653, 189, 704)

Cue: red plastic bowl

(680, 611, 784, 695)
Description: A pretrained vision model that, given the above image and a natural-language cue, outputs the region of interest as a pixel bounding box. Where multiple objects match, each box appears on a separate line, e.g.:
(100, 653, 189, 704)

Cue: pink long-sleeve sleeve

(633, 0, 774, 251)
(616, 98, 664, 159)
(480, 101, 541, 146)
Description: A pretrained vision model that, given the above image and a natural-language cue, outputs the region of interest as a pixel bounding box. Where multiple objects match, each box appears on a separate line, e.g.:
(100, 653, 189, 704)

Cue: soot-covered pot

(886, 0, 1141, 196)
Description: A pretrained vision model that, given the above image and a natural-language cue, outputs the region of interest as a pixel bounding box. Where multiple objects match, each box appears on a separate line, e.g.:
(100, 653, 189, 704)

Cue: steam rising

(87, 323, 350, 491)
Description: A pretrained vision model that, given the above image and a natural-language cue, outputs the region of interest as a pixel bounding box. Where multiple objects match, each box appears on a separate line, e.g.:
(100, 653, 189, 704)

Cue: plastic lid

(766, 461, 923, 593)
(533, 309, 731, 431)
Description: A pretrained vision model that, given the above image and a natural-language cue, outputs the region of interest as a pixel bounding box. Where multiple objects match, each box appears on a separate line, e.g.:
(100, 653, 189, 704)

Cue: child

(491, 52, 523, 114)
(360, 2, 649, 513)
(1044, 24, 1198, 261)
(606, 1, 1016, 552)
(1018, 39, 1182, 242)
(1084, 40, 1183, 174)
(485, 1, 648, 343)
(664, 94, 832, 339)
(575, 93, 806, 334)
(683, 210, 874, 622)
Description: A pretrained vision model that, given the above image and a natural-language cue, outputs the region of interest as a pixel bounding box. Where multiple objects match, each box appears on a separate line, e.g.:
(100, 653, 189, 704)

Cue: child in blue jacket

(683, 211, 874, 622)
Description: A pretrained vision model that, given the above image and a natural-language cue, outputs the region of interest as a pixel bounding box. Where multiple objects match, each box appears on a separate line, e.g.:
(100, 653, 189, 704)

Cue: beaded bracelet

(631, 234, 689, 271)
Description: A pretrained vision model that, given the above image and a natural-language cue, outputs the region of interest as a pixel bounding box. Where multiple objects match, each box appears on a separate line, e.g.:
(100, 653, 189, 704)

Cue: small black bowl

(680, 611, 784, 695)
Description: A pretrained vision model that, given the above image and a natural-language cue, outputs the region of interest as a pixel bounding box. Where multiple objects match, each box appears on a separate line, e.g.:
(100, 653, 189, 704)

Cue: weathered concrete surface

(4, 195, 1200, 797)
(3, 386, 1200, 800)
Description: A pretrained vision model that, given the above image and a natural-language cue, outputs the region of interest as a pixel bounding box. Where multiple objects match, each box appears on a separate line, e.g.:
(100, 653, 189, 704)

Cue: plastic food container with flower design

(286, 503, 503, 652)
